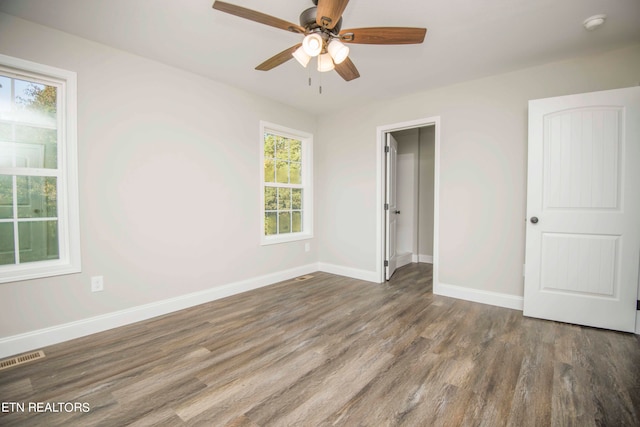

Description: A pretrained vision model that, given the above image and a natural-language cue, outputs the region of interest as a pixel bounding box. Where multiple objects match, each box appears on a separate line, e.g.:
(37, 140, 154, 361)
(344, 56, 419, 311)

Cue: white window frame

(0, 54, 81, 283)
(260, 121, 313, 245)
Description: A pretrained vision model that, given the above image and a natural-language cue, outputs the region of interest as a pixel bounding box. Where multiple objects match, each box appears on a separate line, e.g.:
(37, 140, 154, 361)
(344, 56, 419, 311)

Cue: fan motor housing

(300, 6, 342, 34)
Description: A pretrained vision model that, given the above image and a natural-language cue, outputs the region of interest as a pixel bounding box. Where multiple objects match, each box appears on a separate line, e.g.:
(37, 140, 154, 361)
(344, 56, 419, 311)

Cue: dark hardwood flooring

(1, 263, 639, 426)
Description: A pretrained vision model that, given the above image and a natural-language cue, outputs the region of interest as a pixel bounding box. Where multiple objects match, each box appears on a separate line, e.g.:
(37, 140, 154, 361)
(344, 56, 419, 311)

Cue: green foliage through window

(0, 74, 60, 265)
(263, 132, 304, 237)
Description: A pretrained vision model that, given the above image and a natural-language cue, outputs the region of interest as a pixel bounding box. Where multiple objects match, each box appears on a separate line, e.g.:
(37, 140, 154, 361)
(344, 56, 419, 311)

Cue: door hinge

(384, 260, 389, 267)
(384, 203, 389, 210)
(637, 300, 640, 310)
(385, 146, 390, 153)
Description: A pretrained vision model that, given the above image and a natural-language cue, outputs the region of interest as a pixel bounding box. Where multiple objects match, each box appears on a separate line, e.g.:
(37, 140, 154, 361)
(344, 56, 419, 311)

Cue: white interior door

(524, 86, 640, 332)
(385, 133, 399, 280)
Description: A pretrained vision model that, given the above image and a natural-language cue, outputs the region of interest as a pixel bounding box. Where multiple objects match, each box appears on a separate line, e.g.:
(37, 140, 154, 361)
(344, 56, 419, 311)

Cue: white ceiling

(1, 0, 639, 115)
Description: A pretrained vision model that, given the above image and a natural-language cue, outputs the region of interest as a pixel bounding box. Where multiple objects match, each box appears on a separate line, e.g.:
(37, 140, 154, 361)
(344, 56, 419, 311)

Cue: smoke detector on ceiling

(583, 14, 606, 31)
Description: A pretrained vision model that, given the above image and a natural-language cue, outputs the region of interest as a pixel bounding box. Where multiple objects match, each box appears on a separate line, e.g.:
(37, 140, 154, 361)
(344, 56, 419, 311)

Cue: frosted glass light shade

(292, 46, 311, 67)
(327, 39, 349, 64)
(317, 53, 335, 72)
(302, 33, 323, 57)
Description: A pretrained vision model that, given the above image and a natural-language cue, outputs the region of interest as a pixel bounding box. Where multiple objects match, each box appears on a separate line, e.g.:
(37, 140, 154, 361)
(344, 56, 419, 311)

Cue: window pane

(292, 211, 302, 233)
(0, 222, 15, 265)
(277, 188, 291, 210)
(265, 212, 277, 235)
(14, 79, 57, 127)
(0, 137, 55, 169)
(264, 134, 275, 158)
(290, 140, 301, 161)
(0, 175, 12, 219)
(0, 122, 10, 142)
(18, 220, 59, 263)
(278, 212, 291, 234)
(290, 162, 301, 184)
(291, 189, 302, 210)
(16, 176, 57, 218)
(276, 160, 289, 183)
(0, 142, 11, 168)
(275, 137, 288, 160)
(14, 126, 57, 169)
(0, 75, 11, 116)
(264, 187, 276, 210)
(264, 159, 275, 183)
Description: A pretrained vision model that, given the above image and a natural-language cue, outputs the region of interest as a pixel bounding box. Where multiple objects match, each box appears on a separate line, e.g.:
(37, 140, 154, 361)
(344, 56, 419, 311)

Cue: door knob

(530, 216, 539, 224)
(395, 210, 401, 214)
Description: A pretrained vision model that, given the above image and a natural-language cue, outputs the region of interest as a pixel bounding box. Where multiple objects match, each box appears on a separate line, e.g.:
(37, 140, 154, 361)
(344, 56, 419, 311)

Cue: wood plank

(0, 263, 639, 426)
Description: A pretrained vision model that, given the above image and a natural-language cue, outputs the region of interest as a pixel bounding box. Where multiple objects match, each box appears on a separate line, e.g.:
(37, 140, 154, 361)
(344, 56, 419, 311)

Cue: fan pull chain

(305, 67, 323, 95)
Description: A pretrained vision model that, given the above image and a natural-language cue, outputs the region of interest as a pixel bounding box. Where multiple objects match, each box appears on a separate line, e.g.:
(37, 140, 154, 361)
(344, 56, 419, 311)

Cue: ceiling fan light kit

(302, 33, 324, 56)
(292, 46, 311, 67)
(328, 39, 349, 64)
(212, 0, 427, 81)
(317, 52, 336, 72)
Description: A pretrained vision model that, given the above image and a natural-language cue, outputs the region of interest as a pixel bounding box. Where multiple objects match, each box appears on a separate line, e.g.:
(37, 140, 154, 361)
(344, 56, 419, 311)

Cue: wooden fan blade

(255, 44, 302, 71)
(334, 57, 360, 81)
(213, 1, 305, 34)
(340, 27, 427, 44)
(316, 0, 350, 30)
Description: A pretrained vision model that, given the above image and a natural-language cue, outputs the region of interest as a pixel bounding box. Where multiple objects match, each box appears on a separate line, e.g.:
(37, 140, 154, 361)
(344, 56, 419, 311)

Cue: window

(0, 54, 80, 283)
(260, 121, 312, 245)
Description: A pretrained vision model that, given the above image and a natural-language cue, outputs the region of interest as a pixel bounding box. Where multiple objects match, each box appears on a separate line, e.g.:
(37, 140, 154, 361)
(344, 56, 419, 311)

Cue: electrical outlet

(305, 242, 311, 252)
(91, 276, 104, 292)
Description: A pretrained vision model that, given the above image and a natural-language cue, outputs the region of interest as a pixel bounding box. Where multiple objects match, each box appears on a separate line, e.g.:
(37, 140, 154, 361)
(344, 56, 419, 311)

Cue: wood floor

(1, 263, 639, 426)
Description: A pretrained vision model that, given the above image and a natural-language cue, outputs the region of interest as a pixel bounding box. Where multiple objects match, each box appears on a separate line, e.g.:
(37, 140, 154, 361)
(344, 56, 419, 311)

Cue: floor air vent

(0, 350, 45, 371)
(295, 275, 314, 282)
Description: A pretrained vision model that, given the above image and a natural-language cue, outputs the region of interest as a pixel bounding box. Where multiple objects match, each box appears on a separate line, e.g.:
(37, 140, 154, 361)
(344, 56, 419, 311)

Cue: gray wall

(418, 126, 435, 259)
(0, 13, 317, 337)
(394, 126, 435, 260)
(316, 43, 640, 297)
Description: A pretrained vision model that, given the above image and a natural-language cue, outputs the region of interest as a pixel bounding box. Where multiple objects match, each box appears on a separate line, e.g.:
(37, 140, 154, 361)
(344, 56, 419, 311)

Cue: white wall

(316, 43, 640, 298)
(0, 13, 317, 340)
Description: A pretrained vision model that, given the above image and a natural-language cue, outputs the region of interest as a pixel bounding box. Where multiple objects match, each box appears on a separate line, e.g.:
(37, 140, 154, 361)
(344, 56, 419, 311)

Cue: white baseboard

(412, 254, 433, 264)
(317, 262, 379, 283)
(0, 263, 318, 359)
(434, 282, 524, 311)
(435, 283, 640, 334)
(1, 266, 533, 358)
(418, 254, 433, 264)
(397, 253, 412, 269)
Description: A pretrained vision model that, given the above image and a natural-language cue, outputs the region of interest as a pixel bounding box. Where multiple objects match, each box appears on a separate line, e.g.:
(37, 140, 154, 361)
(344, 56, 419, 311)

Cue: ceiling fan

(212, 0, 427, 81)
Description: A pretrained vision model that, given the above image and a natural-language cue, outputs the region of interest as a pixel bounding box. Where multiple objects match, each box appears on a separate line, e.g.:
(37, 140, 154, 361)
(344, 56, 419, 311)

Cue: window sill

(0, 260, 81, 284)
(260, 232, 313, 246)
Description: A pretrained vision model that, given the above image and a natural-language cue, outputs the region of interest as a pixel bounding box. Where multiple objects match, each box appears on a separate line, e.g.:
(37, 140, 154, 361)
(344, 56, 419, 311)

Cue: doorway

(376, 117, 440, 283)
